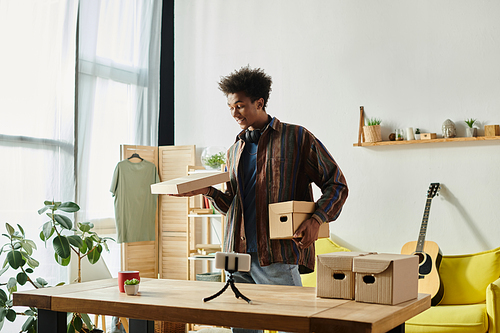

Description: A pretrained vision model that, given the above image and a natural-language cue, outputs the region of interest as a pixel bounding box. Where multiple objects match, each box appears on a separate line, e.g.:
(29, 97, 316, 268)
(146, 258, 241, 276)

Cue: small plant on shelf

(414, 128, 421, 140)
(363, 118, 382, 143)
(464, 118, 478, 137)
(366, 118, 382, 126)
(464, 118, 477, 128)
(202, 152, 226, 170)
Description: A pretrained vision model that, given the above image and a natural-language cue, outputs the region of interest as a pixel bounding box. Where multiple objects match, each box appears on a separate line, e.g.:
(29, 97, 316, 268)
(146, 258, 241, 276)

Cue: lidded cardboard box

(353, 253, 418, 305)
(268, 201, 329, 239)
(150, 172, 229, 194)
(316, 252, 372, 299)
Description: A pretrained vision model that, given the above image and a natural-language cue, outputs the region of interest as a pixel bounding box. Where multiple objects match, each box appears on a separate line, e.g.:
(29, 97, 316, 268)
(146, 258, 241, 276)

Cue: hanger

(128, 152, 143, 160)
(128, 153, 143, 160)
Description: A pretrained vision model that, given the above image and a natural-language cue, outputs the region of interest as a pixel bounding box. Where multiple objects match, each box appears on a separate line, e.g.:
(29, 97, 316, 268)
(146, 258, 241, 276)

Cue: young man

(173, 66, 348, 287)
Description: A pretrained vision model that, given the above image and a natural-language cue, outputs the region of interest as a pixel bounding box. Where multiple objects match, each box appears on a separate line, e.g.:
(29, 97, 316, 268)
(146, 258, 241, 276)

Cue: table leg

(129, 318, 154, 333)
(387, 323, 405, 333)
(38, 309, 66, 333)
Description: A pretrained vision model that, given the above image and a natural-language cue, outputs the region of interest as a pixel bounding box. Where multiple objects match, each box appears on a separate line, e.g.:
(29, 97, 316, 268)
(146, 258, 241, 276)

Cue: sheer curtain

(0, 0, 161, 329)
(76, 0, 162, 276)
(0, 1, 78, 331)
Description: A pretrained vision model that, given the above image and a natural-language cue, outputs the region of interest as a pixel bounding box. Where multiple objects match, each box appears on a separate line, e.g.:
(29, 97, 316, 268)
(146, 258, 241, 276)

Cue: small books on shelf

(151, 172, 229, 194)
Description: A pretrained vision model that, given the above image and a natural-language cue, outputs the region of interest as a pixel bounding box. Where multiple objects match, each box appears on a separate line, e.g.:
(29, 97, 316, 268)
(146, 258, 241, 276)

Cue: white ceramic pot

(466, 127, 477, 137)
(124, 284, 139, 296)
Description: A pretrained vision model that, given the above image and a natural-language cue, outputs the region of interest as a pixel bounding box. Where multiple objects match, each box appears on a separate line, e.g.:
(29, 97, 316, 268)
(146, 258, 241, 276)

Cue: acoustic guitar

(401, 183, 444, 306)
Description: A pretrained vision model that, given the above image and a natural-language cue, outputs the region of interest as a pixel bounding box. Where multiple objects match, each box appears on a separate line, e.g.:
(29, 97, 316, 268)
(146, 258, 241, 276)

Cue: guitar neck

(416, 198, 433, 252)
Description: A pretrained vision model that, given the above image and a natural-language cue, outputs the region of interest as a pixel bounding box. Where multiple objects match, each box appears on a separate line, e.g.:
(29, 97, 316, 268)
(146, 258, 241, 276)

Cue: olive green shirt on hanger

(110, 159, 160, 243)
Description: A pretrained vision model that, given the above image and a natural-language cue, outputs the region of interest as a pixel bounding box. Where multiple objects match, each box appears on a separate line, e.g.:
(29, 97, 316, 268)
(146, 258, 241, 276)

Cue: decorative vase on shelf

(466, 127, 477, 137)
(201, 146, 226, 170)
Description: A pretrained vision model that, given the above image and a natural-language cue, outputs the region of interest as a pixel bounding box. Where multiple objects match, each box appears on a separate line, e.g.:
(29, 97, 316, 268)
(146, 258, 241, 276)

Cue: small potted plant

(415, 128, 421, 140)
(464, 118, 477, 137)
(201, 146, 226, 170)
(363, 118, 382, 143)
(124, 278, 140, 296)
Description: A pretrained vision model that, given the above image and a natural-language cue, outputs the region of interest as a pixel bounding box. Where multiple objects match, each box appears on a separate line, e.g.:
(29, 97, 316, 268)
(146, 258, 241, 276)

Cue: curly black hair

(218, 66, 273, 109)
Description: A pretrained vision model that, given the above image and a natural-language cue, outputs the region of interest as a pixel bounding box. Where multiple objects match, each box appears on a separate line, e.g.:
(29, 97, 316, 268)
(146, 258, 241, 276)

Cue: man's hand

(292, 218, 321, 249)
(168, 187, 210, 197)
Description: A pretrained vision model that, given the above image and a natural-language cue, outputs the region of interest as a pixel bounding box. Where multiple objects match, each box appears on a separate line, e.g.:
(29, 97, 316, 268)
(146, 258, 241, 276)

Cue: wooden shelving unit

(353, 136, 500, 147)
(186, 166, 224, 281)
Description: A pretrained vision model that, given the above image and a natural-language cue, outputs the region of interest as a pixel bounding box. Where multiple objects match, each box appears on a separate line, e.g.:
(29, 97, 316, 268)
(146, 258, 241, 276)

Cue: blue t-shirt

(240, 141, 258, 252)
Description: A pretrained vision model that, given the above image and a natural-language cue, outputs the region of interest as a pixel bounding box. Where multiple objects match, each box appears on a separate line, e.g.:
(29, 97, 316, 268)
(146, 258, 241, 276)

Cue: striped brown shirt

(207, 117, 348, 273)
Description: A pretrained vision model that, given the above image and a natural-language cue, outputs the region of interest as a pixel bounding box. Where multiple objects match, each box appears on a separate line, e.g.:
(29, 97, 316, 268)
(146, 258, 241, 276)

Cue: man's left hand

(292, 218, 321, 249)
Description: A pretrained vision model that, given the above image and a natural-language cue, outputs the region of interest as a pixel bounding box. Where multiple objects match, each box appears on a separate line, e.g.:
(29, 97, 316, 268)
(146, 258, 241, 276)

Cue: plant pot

(124, 284, 139, 296)
(415, 134, 421, 140)
(363, 125, 382, 143)
(466, 127, 477, 137)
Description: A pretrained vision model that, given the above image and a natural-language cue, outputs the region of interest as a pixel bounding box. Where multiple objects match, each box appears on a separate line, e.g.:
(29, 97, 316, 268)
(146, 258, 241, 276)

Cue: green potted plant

(415, 128, 421, 140)
(201, 147, 226, 170)
(124, 278, 140, 296)
(464, 118, 477, 137)
(363, 118, 382, 143)
(38, 200, 113, 332)
(0, 223, 54, 332)
(0, 201, 113, 332)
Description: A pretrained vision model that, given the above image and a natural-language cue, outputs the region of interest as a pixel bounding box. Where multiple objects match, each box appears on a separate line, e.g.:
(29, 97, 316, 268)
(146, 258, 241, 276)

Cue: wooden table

(13, 278, 430, 333)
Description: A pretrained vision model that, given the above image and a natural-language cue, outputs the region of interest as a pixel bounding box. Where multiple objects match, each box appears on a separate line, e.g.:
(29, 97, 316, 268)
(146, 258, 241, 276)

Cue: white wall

(174, 0, 500, 255)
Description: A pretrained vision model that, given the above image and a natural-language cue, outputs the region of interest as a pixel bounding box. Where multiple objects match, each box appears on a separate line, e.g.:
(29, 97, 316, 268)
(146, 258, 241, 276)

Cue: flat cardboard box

(353, 253, 418, 305)
(268, 201, 329, 239)
(316, 252, 372, 299)
(151, 172, 229, 195)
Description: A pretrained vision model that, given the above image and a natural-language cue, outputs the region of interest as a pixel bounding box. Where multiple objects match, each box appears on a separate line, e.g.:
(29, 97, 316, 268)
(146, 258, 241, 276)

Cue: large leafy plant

(0, 201, 114, 332)
(38, 201, 113, 332)
(0, 223, 50, 332)
(38, 201, 113, 283)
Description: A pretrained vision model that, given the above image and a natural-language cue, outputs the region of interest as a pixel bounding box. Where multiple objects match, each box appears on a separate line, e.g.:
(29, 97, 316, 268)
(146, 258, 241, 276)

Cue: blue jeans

(230, 252, 302, 333)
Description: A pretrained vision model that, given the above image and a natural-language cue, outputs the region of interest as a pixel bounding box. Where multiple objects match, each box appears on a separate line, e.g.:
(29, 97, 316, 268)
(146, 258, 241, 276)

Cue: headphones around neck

(244, 129, 261, 143)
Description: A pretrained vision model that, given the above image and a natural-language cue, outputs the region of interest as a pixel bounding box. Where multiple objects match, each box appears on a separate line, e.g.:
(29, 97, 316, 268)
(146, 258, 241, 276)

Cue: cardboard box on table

(353, 253, 418, 305)
(268, 201, 329, 239)
(316, 252, 373, 299)
(151, 172, 229, 194)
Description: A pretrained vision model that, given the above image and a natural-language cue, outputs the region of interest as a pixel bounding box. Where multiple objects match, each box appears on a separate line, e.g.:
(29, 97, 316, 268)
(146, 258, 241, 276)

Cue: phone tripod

(203, 256, 252, 304)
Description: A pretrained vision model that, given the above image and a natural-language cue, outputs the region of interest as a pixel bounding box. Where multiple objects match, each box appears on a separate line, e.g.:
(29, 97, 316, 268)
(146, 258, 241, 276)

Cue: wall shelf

(353, 136, 500, 147)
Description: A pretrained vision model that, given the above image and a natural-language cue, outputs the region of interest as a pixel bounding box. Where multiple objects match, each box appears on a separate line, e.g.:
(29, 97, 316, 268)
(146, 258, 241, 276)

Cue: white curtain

(0, 0, 161, 330)
(76, 0, 162, 275)
(0, 1, 78, 331)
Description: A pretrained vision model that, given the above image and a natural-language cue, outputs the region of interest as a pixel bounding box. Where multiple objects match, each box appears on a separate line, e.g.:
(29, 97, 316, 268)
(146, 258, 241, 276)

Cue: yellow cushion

(300, 238, 350, 287)
(406, 304, 488, 333)
(439, 247, 500, 305)
(486, 278, 500, 333)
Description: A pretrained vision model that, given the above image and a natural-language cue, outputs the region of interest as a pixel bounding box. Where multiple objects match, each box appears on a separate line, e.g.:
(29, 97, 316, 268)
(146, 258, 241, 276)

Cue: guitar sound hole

(414, 252, 425, 264)
(280, 216, 288, 222)
(333, 273, 345, 280)
(363, 275, 375, 284)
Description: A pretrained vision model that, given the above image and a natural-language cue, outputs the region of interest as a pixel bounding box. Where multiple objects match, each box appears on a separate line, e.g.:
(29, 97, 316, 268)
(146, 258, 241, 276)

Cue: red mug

(118, 271, 140, 293)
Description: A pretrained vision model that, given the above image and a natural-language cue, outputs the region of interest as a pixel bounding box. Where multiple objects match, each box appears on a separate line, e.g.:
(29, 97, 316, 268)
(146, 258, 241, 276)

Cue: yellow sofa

(406, 247, 500, 333)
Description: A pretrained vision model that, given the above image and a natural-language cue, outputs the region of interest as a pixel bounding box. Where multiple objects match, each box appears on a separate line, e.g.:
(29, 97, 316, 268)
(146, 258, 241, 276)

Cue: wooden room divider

(119, 144, 195, 280)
